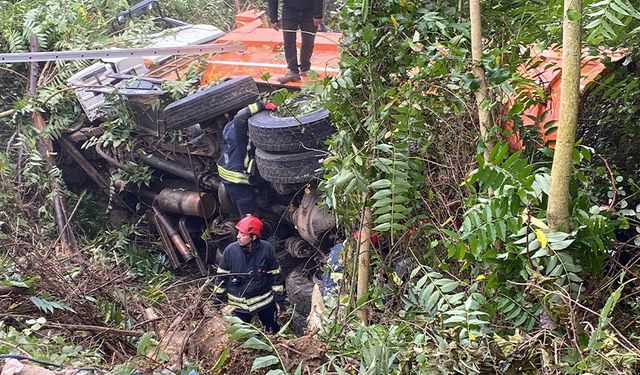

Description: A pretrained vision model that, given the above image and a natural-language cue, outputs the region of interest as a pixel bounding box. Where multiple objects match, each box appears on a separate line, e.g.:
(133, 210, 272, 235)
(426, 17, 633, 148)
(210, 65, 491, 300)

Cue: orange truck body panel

(146, 10, 341, 89)
(146, 11, 623, 148)
(507, 48, 625, 150)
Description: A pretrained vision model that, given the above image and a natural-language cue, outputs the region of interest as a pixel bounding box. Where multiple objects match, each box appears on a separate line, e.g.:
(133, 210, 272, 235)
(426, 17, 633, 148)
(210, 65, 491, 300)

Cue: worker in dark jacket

(268, 0, 324, 84)
(217, 101, 276, 217)
(213, 215, 285, 333)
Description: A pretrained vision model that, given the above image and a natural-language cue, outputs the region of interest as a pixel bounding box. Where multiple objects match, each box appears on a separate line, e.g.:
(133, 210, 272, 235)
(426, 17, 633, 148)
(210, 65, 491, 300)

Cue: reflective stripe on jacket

(216, 102, 263, 184)
(214, 239, 284, 313)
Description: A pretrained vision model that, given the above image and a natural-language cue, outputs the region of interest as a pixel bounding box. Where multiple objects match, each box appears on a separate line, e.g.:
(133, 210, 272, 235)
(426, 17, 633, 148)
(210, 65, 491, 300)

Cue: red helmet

(236, 215, 263, 237)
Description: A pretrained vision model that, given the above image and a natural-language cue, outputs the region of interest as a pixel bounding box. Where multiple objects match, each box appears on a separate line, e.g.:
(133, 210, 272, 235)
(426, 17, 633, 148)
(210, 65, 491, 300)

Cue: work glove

(264, 101, 277, 111)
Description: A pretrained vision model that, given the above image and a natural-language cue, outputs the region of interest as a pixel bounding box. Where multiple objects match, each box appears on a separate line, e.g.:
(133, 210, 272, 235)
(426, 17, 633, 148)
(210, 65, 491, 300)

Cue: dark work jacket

(268, 0, 324, 22)
(214, 239, 285, 313)
(216, 102, 264, 185)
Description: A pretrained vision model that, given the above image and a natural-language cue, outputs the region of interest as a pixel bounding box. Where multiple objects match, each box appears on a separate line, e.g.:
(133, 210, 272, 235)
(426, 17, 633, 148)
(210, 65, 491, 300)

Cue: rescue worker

(268, 0, 324, 84)
(322, 232, 379, 298)
(217, 101, 277, 217)
(213, 215, 285, 333)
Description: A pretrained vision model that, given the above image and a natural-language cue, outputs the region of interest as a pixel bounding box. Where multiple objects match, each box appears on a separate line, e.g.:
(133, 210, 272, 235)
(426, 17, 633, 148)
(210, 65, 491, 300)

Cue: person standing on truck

(268, 0, 324, 84)
(217, 101, 277, 217)
(213, 215, 285, 333)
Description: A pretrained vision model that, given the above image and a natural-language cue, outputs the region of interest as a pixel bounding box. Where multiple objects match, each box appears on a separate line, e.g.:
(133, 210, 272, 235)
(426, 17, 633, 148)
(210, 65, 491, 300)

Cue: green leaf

(371, 189, 392, 200)
(467, 318, 489, 325)
(212, 348, 229, 372)
(507, 102, 525, 117)
(5, 280, 29, 288)
(372, 222, 391, 232)
(425, 289, 440, 312)
(231, 327, 256, 340)
(251, 355, 280, 371)
(604, 10, 625, 25)
(242, 337, 273, 351)
(369, 179, 392, 189)
(439, 280, 459, 293)
(136, 332, 155, 355)
(496, 221, 507, 241)
(545, 232, 570, 242)
(567, 9, 581, 21)
(224, 316, 246, 326)
(610, 1, 630, 16)
(443, 315, 466, 324)
(372, 197, 393, 208)
(514, 312, 528, 327)
(549, 239, 574, 250)
(506, 306, 522, 320)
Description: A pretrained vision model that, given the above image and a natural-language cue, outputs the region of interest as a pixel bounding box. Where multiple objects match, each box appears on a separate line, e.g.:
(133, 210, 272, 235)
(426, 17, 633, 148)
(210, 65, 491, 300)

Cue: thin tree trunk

(32, 113, 78, 254)
(470, 0, 493, 159)
(356, 208, 372, 325)
(28, 35, 77, 254)
(547, 0, 582, 232)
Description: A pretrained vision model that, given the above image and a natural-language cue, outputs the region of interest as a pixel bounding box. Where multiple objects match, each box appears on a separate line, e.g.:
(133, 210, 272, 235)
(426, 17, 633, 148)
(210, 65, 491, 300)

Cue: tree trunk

(28, 35, 77, 254)
(547, 0, 582, 232)
(470, 0, 493, 159)
(356, 208, 372, 325)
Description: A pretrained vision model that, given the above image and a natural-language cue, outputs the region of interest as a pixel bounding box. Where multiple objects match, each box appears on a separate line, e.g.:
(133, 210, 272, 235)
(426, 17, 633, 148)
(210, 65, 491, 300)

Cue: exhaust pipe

(156, 188, 216, 218)
(153, 206, 193, 262)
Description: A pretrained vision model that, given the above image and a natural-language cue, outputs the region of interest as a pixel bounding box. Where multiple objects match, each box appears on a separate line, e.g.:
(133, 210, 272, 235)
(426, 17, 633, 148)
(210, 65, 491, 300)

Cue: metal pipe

(152, 206, 193, 261)
(95, 143, 130, 171)
(138, 151, 199, 183)
(156, 188, 216, 218)
(152, 215, 181, 268)
(136, 150, 221, 191)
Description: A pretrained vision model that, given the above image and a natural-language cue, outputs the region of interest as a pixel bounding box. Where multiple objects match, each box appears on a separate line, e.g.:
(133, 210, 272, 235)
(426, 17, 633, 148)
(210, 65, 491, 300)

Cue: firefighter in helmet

(217, 100, 277, 217)
(213, 215, 285, 332)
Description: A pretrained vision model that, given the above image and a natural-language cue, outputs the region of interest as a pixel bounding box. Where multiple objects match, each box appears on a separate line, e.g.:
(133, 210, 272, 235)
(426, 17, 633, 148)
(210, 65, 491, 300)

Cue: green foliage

(0, 318, 103, 366)
(86, 220, 168, 276)
(319, 0, 471, 235)
(30, 295, 76, 314)
(579, 65, 640, 179)
(224, 316, 288, 373)
(584, 0, 640, 44)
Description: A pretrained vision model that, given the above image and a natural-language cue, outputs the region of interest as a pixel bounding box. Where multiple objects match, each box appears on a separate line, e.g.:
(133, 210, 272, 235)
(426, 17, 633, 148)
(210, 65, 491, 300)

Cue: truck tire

(163, 76, 258, 131)
(248, 108, 333, 152)
(290, 311, 307, 336)
(286, 264, 314, 316)
(255, 149, 324, 184)
(276, 249, 304, 277)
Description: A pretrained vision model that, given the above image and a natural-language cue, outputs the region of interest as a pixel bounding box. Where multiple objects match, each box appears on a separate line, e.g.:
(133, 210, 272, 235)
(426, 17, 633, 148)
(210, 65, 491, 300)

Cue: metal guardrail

(0, 44, 245, 63)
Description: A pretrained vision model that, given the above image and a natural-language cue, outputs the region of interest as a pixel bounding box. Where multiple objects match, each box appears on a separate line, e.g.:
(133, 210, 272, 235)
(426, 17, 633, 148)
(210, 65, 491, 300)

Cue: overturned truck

(58, 5, 342, 332)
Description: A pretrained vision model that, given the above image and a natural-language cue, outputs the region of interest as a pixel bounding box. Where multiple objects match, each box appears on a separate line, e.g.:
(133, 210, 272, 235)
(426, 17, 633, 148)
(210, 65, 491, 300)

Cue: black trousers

(234, 302, 280, 333)
(223, 181, 256, 217)
(281, 17, 317, 73)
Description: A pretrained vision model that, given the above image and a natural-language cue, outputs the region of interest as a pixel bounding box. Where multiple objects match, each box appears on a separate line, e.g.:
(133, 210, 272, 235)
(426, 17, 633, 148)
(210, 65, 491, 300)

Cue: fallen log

(0, 285, 30, 296)
(0, 109, 14, 118)
(43, 322, 144, 337)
